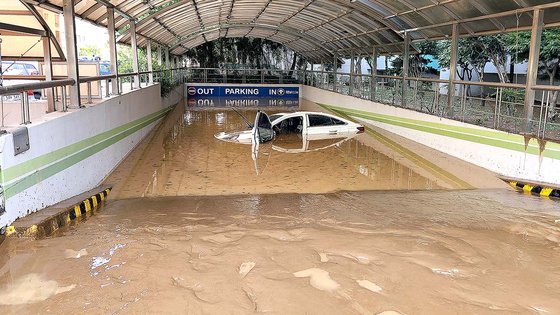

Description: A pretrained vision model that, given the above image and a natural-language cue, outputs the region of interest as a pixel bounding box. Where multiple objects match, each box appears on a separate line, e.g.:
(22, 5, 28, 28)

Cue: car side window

(308, 114, 335, 127)
(331, 118, 346, 125)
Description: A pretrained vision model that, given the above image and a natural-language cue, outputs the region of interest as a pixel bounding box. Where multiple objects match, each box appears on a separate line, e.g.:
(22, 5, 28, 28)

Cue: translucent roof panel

(33, 0, 560, 61)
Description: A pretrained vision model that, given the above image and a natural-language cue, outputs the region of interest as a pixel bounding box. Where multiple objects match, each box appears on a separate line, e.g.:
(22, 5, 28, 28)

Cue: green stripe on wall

(0, 108, 171, 183)
(321, 104, 560, 160)
(3, 106, 172, 199)
(323, 105, 474, 189)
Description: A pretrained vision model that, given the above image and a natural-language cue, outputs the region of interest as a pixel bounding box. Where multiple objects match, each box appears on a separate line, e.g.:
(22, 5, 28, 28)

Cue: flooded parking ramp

(1, 190, 559, 314)
(107, 102, 446, 199)
(2, 100, 548, 314)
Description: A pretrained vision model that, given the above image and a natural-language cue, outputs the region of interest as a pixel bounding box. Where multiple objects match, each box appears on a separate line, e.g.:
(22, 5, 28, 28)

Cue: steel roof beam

(0, 22, 45, 36)
(402, 1, 560, 33)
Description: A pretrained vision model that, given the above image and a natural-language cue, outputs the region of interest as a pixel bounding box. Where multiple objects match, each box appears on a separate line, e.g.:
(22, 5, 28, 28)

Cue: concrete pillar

(129, 20, 140, 89)
(147, 40, 153, 84)
(107, 7, 119, 94)
(371, 48, 377, 101)
(62, 0, 81, 108)
(42, 36, 55, 112)
(402, 32, 410, 107)
(524, 9, 544, 133)
(157, 45, 162, 66)
(446, 23, 459, 115)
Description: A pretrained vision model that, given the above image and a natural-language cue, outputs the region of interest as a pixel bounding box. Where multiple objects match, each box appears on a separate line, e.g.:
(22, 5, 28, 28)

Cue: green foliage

(117, 44, 148, 74)
(184, 38, 298, 70)
(390, 41, 439, 76)
(158, 70, 179, 97)
(493, 88, 525, 104)
(437, 35, 511, 83)
(505, 29, 560, 84)
(79, 45, 101, 59)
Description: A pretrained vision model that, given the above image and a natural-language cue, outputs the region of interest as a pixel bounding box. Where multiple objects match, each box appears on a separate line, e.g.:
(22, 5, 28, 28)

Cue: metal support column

(107, 7, 119, 95)
(63, 0, 81, 108)
(524, 9, 544, 134)
(165, 48, 170, 69)
(42, 36, 55, 112)
(321, 60, 325, 89)
(157, 45, 163, 66)
(333, 53, 338, 92)
(371, 48, 377, 101)
(350, 51, 355, 96)
(402, 32, 410, 108)
(446, 23, 459, 116)
(129, 19, 140, 89)
(147, 40, 153, 84)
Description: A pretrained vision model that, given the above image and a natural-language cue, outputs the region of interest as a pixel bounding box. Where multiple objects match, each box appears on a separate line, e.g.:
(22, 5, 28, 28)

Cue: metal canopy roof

(24, 0, 560, 61)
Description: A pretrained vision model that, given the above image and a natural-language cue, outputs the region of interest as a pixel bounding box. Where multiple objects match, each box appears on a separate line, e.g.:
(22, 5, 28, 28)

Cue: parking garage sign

(186, 86, 299, 98)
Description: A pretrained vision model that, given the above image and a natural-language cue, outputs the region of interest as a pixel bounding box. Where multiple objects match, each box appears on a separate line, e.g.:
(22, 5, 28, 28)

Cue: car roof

(273, 111, 344, 119)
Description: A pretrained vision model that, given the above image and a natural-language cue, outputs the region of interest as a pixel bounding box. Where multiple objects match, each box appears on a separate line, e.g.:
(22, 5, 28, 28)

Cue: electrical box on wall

(12, 127, 30, 155)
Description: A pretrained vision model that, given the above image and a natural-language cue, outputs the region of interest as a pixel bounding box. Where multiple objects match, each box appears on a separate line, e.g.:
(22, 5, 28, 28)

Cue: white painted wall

(0, 84, 181, 229)
(303, 85, 560, 185)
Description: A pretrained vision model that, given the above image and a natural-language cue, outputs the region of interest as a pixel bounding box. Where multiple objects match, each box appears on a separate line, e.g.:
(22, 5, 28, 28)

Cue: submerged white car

(215, 111, 364, 145)
(269, 111, 364, 136)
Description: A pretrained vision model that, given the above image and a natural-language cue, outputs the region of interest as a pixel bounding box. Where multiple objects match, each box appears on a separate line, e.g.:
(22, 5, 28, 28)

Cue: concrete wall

(0, 84, 180, 229)
(303, 85, 560, 185)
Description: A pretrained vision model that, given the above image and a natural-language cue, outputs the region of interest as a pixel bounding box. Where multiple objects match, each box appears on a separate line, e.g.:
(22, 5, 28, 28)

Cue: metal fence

(298, 70, 560, 143)
(1, 66, 559, 142)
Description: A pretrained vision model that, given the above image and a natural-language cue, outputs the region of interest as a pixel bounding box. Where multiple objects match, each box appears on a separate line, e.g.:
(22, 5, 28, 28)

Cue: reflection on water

(1, 190, 559, 314)
(106, 105, 439, 199)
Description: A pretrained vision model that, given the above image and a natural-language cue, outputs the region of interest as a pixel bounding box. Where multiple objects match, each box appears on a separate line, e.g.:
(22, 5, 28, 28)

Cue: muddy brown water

(1, 101, 559, 314)
(106, 102, 441, 199)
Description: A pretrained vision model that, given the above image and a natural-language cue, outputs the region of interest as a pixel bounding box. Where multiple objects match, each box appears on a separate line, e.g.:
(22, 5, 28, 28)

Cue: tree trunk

(288, 54, 297, 76)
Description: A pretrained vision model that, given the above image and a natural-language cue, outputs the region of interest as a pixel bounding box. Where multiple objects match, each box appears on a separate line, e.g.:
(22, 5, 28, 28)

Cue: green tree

(506, 29, 560, 119)
(386, 41, 440, 76)
(116, 44, 147, 74)
(184, 38, 297, 71)
(79, 45, 101, 59)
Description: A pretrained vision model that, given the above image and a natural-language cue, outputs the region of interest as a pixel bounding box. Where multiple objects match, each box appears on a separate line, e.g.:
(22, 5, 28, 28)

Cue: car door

(252, 111, 274, 143)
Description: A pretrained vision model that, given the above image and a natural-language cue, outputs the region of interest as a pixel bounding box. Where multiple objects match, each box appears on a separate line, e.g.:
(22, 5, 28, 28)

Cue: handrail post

(62, 85, 67, 112)
(87, 82, 92, 104)
(20, 92, 26, 125)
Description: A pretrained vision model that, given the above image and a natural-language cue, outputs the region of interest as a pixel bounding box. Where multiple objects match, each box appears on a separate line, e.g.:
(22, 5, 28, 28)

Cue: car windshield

(269, 114, 283, 122)
(2, 62, 25, 74)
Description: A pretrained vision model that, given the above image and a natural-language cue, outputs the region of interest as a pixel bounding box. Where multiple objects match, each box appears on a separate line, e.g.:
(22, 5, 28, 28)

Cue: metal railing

(2, 66, 559, 142)
(296, 69, 560, 142)
(0, 67, 188, 126)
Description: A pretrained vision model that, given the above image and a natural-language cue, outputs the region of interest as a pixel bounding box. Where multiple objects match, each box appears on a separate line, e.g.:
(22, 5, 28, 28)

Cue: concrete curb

(506, 180, 560, 199)
(4, 186, 112, 239)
